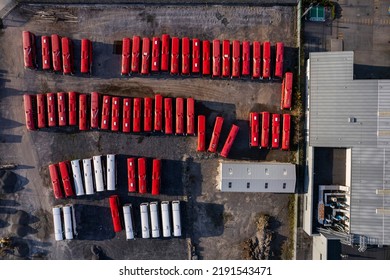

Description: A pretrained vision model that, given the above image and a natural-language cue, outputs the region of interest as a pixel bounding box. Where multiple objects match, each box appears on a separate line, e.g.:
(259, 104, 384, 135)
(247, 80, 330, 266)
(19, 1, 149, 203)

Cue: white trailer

(71, 159, 85, 196)
(52, 206, 63, 241)
(172, 200, 182, 237)
(93, 155, 105, 192)
(161, 201, 171, 238)
(82, 158, 94, 195)
(106, 154, 116, 191)
(140, 202, 150, 239)
(62, 204, 77, 240)
(123, 204, 135, 240)
(150, 201, 160, 238)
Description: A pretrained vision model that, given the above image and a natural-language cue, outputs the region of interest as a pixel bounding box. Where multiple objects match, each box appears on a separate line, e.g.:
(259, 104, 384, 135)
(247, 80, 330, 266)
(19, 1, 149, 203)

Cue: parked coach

(22, 31, 37, 69)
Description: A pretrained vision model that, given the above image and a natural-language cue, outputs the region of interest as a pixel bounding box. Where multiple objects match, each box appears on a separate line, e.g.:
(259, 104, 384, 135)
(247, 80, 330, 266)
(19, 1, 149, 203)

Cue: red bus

(261, 112, 270, 149)
(141, 37, 151, 75)
(282, 114, 291, 151)
(111, 97, 120, 131)
(151, 37, 160, 72)
(192, 38, 200, 74)
(37, 93, 46, 129)
(252, 41, 261, 79)
(186, 97, 195, 135)
(41, 36, 51, 70)
(249, 112, 259, 147)
(231, 40, 240, 78)
(170, 37, 180, 75)
(57, 92, 67, 127)
(121, 37, 131, 75)
(133, 97, 141, 133)
(175, 97, 184, 135)
(161, 34, 170, 71)
(212, 39, 221, 78)
(281, 72, 293, 110)
(61, 37, 74, 75)
(49, 164, 64, 199)
(131, 35, 141, 73)
(197, 115, 206, 152)
(154, 94, 163, 132)
(22, 31, 36, 69)
(151, 159, 161, 195)
(59, 161, 74, 197)
(109, 195, 122, 233)
(271, 113, 280, 149)
(202, 40, 211, 76)
(208, 116, 224, 153)
(275, 42, 284, 78)
(51, 34, 62, 72)
(242, 41, 250, 77)
(138, 157, 147, 194)
(79, 94, 87, 131)
(23, 94, 36, 130)
(47, 92, 57, 127)
(262, 41, 271, 79)
(90, 91, 100, 129)
(68, 91, 77, 126)
(127, 158, 137, 192)
(164, 97, 173, 135)
(181, 37, 190, 75)
(220, 124, 240, 158)
(222, 40, 230, 78)
(101, 95, 111, 130)
(122, 98, 131, 133)
(81, 38, 92, 74)
(144, 97, 153, 132)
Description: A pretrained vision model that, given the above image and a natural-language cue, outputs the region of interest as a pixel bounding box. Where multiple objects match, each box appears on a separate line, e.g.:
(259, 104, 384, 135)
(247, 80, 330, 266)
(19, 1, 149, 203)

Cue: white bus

(140, 202, 150, 239)
(93, 155, 105, 192)
(62, 204, 77, 240)
(106, 154, 116, 191)
(123, 204, 135, 240)
(52, 206, 63, 241)
(150, 201, 160, 238)
(82, 158, 94, 195)
(71, 159, 84, 196)
(161, 201, 171, 238)
(172, 200, 182, 237)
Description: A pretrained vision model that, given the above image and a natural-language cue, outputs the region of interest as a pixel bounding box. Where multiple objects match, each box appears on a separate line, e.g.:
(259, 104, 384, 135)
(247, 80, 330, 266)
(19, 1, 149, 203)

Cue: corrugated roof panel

(308, 52, 390, 245)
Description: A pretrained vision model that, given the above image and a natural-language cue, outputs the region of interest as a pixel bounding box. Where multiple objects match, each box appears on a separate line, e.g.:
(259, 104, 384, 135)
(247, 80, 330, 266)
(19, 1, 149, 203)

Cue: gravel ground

(0, 3, 297, 259)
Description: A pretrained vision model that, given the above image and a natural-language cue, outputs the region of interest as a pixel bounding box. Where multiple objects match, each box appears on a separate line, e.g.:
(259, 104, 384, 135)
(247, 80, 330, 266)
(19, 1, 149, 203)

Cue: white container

(123, 204, 135, 240)
(140, 203, 150, 239)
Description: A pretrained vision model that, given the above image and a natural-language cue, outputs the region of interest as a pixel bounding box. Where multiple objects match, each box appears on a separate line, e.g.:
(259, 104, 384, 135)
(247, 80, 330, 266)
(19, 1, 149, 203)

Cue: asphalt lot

(0, 3, 297, 259)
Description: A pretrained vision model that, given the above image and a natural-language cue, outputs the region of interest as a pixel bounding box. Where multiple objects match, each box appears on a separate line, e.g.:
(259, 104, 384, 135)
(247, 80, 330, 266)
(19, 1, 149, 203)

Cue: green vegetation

(281, 194, 296, 260)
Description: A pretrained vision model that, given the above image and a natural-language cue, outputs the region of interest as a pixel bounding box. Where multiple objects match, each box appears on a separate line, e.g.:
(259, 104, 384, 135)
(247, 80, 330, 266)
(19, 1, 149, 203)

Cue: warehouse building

(304, 51, 390, 259)
(218, 161, 296, 193)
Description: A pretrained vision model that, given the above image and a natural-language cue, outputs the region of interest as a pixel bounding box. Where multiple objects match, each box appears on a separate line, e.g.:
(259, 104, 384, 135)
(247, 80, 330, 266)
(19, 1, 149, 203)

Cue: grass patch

(281, 194, 296, 260)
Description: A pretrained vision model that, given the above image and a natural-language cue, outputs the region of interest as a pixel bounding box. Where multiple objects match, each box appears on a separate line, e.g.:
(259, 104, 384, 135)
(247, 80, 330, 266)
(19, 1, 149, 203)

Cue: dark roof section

(327, 239, 341, 260)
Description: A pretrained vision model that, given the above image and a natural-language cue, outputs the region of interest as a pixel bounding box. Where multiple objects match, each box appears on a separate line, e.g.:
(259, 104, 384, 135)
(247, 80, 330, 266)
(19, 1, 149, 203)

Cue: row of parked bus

(127, 157, 161, 195)
(249, 112, 291, 150)
(22, 31, 92, 74)
(48, 155, 117, 199)
(52, 204, 77, 241)
(196, 115, 240, 158)
(109, 196, 181, 239)
(48, 155, 162, 199)
(121, 35, 285, 79)
(23, 92, 196, 135)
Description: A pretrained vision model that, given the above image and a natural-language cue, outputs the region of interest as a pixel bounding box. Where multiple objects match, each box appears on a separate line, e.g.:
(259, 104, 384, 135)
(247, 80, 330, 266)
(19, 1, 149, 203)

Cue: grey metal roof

(308, 52, 378, 148)
(308, 51, 390, 245)
(219, 162, 296, 193)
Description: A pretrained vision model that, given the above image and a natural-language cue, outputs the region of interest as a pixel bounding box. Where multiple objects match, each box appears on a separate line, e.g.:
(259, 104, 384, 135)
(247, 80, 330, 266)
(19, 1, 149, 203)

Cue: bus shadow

(74, 204, 115, 241)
